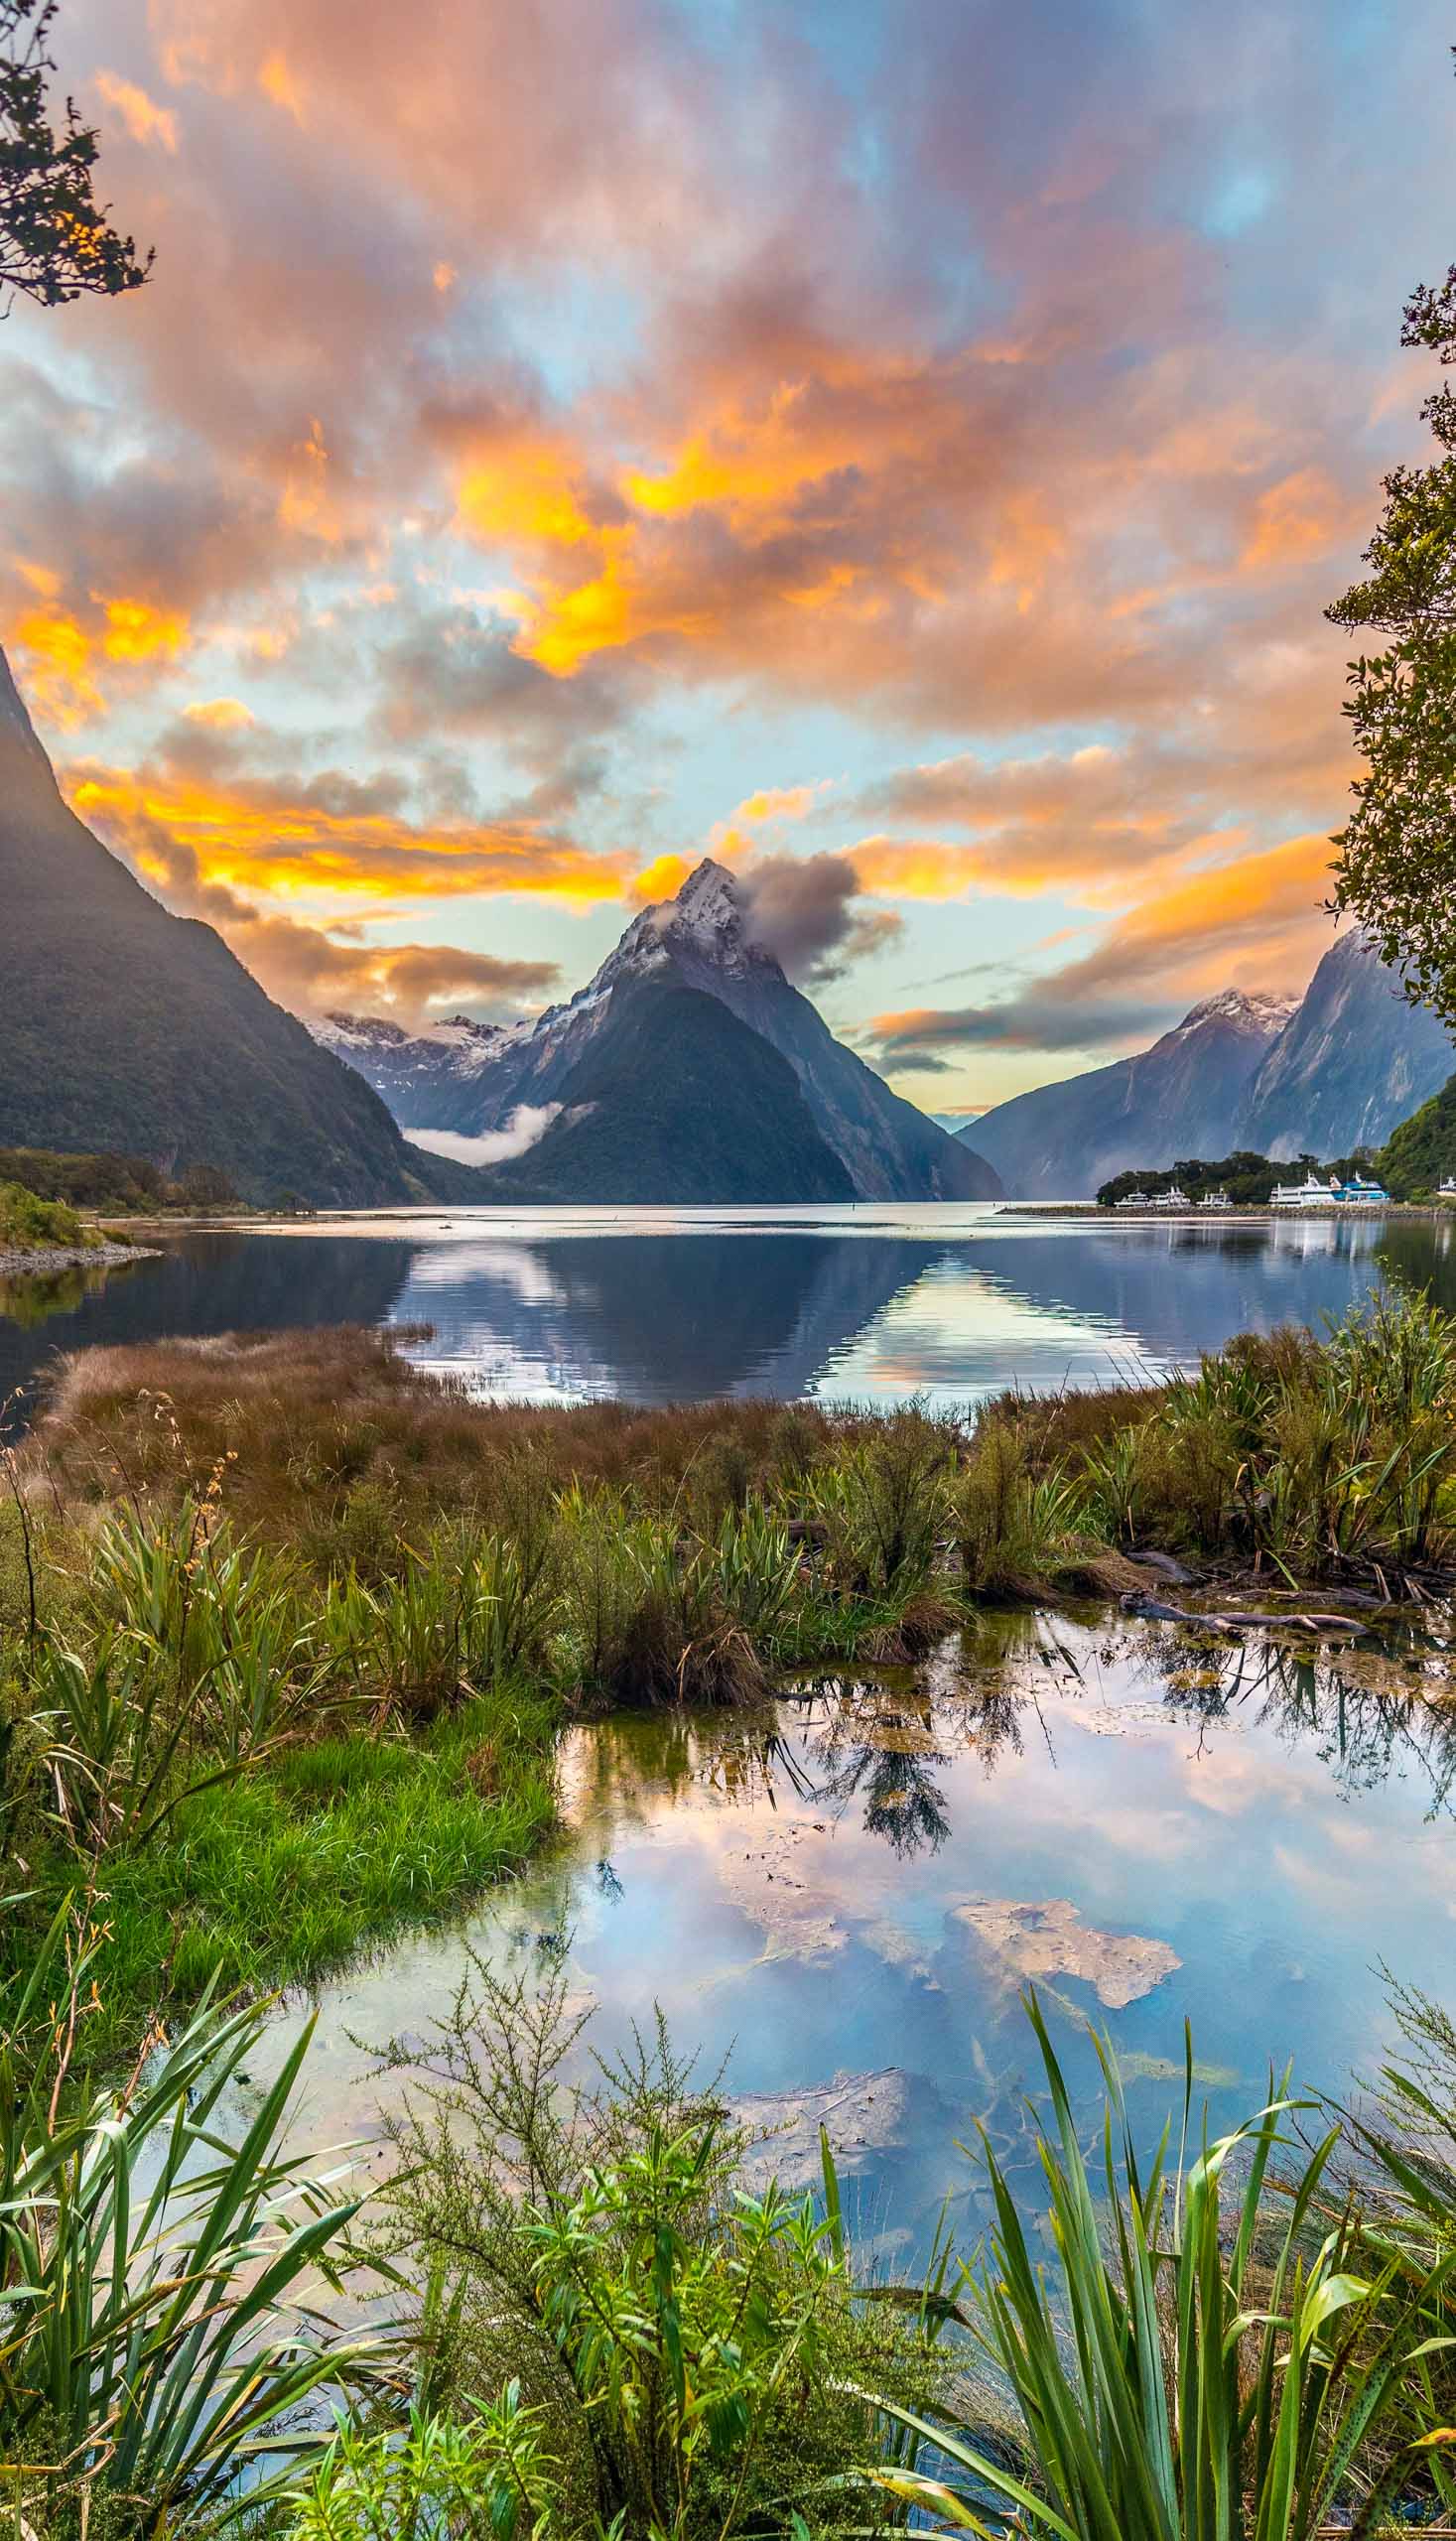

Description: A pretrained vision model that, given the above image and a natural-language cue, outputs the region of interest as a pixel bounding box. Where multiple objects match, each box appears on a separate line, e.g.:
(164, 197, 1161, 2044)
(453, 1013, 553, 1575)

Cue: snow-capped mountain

(1241, 931, 1454, 1159)
(965, 988, 1300, 1200)
(311, 1011, 512, 1115)
(965, 941, 1456, 1198)
(315, 859, 1003, 1203)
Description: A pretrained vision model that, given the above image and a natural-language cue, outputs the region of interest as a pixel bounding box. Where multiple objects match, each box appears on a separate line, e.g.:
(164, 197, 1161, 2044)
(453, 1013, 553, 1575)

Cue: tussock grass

(35, 1325, 870, 1547)
(10, 1295, 1456, 2060)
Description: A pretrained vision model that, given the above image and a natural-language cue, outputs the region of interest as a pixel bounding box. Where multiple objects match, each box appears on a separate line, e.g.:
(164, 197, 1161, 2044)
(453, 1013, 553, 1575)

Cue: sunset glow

(4, 0, 1452, 1104)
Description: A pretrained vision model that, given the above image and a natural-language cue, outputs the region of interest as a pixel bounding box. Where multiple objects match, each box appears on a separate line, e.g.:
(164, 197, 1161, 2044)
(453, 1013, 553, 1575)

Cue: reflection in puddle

(253, 1609, 1456, 2262)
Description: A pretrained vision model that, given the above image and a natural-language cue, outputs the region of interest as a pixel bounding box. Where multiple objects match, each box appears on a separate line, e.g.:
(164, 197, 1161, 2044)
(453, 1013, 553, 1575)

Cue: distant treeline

(0, 1145, 242, 1213)
(1096, 1150, 1378, 1207)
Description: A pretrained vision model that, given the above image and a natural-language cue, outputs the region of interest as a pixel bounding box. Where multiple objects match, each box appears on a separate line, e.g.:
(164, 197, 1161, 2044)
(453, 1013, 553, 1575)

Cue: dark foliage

(0, 1144, 168, 1210)
(1379, 1070, 1456, 1197)
(1096, 1149, 1380, 1206)
(1, 0, 151, 306)
(1327, 55, 1456, 1026)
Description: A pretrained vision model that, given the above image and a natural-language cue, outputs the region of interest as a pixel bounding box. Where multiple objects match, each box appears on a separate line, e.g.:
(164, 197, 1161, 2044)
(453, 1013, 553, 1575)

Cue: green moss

(4, 1685, 558, 2062)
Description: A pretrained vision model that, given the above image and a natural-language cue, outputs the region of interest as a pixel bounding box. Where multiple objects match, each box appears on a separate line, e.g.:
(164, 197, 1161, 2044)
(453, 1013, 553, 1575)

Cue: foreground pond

(249, 1607, 1456, 2268)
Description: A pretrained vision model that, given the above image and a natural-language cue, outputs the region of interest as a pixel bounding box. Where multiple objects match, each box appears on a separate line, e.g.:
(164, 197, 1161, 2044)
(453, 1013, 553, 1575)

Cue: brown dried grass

(28, 1324, 874, 1564)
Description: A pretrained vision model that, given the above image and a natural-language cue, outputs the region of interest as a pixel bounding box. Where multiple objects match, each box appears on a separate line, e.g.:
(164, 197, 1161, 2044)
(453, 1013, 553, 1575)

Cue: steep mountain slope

(1376, 1073, 1456, 1197)
(1241, 930, 1454, 1159)
(0, 647, 463, 1208)
(964, 992, 1296, 1200)
(473, 976, 856, 1202)
(322, 859, 1001, 1202)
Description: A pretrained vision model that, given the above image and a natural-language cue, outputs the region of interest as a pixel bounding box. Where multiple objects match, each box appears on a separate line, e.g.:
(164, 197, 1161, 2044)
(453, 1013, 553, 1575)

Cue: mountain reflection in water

(242, 1606, 1456, 2267)
(4, 1206, 1456, 1417)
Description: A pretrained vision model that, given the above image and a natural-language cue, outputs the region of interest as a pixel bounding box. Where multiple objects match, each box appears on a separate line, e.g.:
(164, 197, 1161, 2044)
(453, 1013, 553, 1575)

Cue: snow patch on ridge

(1172, 989, 1299, 1037)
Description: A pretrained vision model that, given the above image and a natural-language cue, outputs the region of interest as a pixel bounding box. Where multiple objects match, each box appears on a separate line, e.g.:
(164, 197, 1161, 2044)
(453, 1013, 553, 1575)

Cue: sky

(3, 0, 1454, 1118)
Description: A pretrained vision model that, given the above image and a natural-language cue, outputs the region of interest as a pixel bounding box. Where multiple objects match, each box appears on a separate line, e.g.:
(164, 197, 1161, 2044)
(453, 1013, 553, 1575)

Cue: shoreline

(994, 1201, 1453, 1224)
(0, 1240, 162, 1279)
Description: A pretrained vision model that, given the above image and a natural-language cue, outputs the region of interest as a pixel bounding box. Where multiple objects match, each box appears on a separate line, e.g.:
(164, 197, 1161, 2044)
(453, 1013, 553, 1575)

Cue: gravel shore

(0, 1241, 162, 1279)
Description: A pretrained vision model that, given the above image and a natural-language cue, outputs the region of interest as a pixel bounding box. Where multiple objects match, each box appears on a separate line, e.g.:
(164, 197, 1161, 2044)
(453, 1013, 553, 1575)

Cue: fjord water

(247, 1608, 1456, 2265)
(5, 1202, 1456, 1414)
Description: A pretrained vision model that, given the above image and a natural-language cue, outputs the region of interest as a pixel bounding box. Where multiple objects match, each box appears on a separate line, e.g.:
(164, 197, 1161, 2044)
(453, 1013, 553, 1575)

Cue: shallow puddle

(247, 1609, 1456, 2265)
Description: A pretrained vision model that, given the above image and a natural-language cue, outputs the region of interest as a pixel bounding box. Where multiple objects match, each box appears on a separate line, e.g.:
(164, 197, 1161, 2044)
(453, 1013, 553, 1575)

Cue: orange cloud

(64, 756, 632, 910)
(97, 597, 191, 662)
(13, 607, 102, 726)
(184, 697, 255, 729)
(7, 588, 191, 723)
(258, 50, 305, 121)
(1241, 468, 1351, 572)
(95, 69, 178, 150)
(869, 833, 1340, 1063)
(627, 852, 696, 902)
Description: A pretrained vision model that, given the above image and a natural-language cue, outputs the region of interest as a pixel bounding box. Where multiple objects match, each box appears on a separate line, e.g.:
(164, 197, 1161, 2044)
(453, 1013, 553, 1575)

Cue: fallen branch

(1124, 1593, 1370, 1638)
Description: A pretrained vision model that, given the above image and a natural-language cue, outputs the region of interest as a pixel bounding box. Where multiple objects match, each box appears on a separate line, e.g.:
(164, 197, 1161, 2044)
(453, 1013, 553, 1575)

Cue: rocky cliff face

(0, 646, 464, 1208)
(964, 991, 1296, 1199)
(321, 859, 1003, 1203)
(1240, 931, 1454, 1158)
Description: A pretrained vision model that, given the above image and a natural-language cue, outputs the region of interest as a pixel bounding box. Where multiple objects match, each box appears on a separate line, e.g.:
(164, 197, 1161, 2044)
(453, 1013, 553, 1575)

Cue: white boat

(1198, 1189, 1233, 1211)
(1440, 1178, 1456, 1198)
(1333, 1175, 1390, 1205)
(1270, 1174, 1331, 1208)
(1115, 1189, 1149, 1210)
(1149, 1184, 1190, 1211)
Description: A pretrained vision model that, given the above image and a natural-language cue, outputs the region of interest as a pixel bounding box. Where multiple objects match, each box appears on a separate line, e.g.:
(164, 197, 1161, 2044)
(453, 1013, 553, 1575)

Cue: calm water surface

(12, 1206, 1456, 2256)
(247, 1609, 1456, 2267)
(5, 1203, 1456, 1415)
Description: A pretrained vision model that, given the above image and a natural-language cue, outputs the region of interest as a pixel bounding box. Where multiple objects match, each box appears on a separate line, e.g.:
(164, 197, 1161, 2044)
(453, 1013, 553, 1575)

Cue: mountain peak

(0, 644, 56, 785)
(660, 856, 758, 969)
(1175, 987, 1299, 1037)
(673, 855, 741, 920)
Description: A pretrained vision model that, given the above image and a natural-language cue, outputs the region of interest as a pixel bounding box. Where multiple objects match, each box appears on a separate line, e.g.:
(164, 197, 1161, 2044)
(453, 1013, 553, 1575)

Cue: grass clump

(973, 1291, 1456, 1591)
(0, 1910, 391, 2539)
(0, 1471, 561, 2058)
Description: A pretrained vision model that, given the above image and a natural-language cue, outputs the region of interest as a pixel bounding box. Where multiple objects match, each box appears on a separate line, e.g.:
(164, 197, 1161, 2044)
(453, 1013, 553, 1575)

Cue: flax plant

(0, 1906, 393, 2528)
(859, 1996, 1446, 2541)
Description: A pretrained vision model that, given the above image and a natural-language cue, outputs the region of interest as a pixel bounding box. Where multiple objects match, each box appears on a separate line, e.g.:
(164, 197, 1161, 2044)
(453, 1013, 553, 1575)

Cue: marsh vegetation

(7, 1300, 1456, 2533)
(6, 1293, 1456, 2046)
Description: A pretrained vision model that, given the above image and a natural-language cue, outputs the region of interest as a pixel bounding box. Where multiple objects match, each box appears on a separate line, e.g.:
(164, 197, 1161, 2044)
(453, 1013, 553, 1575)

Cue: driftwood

(1129, 1548, 1198, 1586)
(1123, 1592, 1370, 1638)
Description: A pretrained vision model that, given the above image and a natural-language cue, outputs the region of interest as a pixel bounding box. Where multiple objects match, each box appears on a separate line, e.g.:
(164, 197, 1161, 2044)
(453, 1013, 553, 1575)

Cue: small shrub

(811, 1401, 951, 1599)
(287, 2389, 568, 2541)
(369, 1955, 948, 2540)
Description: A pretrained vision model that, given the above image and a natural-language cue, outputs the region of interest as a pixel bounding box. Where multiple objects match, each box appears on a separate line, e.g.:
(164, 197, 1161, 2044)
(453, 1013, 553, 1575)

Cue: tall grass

(1, 1907, 391, 2531)
(860, 1996, 1443, 2541)
(953, 1414, 1088, 1596)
